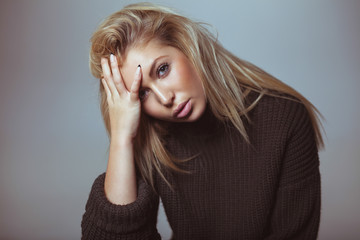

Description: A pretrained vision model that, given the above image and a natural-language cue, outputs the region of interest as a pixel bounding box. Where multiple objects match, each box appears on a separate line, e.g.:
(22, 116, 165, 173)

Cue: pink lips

(173, 100, 192, 118)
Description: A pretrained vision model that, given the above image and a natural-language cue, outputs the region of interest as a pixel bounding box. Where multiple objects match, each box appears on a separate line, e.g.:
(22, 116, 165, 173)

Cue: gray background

(1, 0, 359, 239)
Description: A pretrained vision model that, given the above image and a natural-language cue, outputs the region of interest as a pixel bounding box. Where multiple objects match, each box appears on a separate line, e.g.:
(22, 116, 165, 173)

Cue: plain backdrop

(0, 0, 359, 239)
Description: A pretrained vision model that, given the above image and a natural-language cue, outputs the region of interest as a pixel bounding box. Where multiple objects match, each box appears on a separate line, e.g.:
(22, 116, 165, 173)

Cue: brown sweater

(81, 93, 321, 240)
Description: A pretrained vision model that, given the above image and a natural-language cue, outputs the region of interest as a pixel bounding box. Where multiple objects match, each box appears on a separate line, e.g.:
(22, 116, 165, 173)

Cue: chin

(187, 105, 206, 122)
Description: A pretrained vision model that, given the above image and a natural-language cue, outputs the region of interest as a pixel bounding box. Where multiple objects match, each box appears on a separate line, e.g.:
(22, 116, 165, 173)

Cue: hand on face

(101, 54, 142, 141)
(120, 40, 207, 122)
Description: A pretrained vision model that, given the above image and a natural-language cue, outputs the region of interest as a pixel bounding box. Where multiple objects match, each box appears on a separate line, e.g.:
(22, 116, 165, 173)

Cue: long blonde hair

(89, 3, 324, 187)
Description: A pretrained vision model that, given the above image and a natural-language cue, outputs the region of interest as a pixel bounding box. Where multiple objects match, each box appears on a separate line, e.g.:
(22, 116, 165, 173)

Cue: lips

(173, 100, 192, 118)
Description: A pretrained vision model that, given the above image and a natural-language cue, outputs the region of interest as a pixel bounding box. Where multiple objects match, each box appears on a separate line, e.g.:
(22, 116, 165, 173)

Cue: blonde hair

(89, 2, 324, 187)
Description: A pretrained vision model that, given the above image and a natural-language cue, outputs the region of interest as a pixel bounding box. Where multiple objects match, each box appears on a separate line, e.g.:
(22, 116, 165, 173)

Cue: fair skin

(100, 40, 206, 205)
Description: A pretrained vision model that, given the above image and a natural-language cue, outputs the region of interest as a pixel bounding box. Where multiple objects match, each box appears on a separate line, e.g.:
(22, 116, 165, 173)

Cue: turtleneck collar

(163, 104, 225, 139)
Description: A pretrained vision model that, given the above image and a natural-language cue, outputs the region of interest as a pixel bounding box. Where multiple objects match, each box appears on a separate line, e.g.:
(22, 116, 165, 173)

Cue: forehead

(120, 40, 176, 89)
(122, 40, 171, 67)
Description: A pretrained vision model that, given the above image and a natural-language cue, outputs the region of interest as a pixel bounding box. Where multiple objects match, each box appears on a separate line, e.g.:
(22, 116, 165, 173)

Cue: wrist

(110, 135, 134, 147)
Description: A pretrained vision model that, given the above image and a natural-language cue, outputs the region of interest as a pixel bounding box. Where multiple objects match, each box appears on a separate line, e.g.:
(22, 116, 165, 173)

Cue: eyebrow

(149, 55, 169, 77)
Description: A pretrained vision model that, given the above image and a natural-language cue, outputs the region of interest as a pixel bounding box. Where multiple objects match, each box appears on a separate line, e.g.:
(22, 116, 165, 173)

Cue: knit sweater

(81, 93, 321, 240)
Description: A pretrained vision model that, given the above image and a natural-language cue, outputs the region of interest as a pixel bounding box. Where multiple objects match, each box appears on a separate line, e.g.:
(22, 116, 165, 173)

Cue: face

(120, 40, 207, 122)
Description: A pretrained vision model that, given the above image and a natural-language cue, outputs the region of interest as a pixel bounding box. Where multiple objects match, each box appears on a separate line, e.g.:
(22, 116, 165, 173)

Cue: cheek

(141, 101, 153, 115)
(172, 65, 198, 91)
(181, 72, 204, 98)
(141, 98, 161, 117)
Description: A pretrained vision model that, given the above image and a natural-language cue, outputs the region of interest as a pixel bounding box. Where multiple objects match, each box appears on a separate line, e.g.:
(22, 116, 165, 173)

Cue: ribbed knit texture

(81, 93, 321, 240)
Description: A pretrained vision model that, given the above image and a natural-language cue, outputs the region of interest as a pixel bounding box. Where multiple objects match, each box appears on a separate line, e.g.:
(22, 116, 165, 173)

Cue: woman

(82, 3, 323, 240)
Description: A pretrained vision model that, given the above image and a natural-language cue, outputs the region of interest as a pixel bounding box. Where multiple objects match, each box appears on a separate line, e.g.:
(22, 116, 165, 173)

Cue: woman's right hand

(101, 54, 140, 205)
(101, 54, 142, 143)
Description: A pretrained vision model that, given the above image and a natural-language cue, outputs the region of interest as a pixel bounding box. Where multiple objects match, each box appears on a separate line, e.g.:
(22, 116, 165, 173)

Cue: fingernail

(136, 65, 141, 75)
(110, 54, 115, 62)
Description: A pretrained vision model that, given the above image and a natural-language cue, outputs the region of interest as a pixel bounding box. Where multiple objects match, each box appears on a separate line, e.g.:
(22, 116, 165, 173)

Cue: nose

(151, 83, 174, 107)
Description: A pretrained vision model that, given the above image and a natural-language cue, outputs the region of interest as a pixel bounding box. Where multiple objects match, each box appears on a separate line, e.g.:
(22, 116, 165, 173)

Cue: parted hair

(89, 2, 324, 188)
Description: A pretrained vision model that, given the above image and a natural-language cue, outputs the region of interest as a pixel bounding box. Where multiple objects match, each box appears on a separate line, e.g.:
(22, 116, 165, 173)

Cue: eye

(156, 63, 170, 78)
(139, 88, 150, 101)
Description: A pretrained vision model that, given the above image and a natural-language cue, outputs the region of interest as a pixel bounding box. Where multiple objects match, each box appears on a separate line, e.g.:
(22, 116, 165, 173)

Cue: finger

(130, 65, 142, 102)
(101, 57, 119, 98)
(109, 54, 127, 95)
(101, 78, 112, 102)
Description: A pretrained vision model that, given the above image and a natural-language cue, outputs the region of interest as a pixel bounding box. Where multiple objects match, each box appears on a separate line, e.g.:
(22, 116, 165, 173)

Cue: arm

(81, 173, 161, 240)
(101, 54, 141, 205)
(264, 102, 321, 240)
(105, 137, 137, 205)
(81, 55, 161, 239)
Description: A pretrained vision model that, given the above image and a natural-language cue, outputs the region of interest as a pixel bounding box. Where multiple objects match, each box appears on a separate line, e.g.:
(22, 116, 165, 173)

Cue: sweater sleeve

(264, 102, 321, 240)
(81, 173, 161, 240)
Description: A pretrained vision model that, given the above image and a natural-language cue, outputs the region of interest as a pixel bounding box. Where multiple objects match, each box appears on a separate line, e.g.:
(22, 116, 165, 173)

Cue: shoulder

(245, 92, 319, 185)
(249, 91, 308, 123)
(246, 91, 314, 144)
